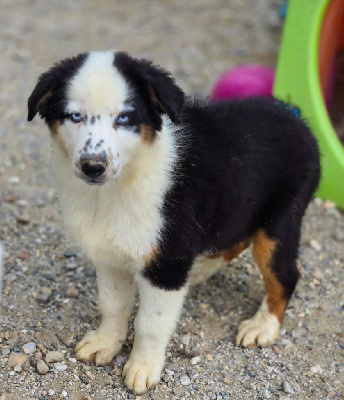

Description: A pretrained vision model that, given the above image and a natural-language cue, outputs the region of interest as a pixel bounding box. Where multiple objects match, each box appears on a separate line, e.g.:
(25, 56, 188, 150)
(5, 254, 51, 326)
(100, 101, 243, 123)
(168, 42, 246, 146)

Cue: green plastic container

(274, 0, 344, 209)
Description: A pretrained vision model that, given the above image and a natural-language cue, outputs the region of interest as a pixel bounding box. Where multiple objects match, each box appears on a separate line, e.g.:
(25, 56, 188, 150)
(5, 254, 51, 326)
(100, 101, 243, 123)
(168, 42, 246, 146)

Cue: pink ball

(210, 64, 275, 101)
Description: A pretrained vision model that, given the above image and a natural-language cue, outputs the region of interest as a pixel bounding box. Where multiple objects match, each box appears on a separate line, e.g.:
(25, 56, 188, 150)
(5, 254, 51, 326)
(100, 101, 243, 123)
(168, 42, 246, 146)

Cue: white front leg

(123, 275, 187, 394)
(75, 263, 136, 365)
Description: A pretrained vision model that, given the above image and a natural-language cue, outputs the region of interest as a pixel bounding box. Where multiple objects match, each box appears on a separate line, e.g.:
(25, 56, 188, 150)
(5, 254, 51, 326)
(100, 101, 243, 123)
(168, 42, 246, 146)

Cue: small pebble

(262, 389, 271, 398)
(8, 353, 28, 367)
(13, 364, 22, 373)
(322, 200, 335, 210)
(8, 176, 21, 184)
(282, 380, 295, 394)
(17, 199, 28, 207)
(15, 250, 30, 259)
(310, 365, 323, 374)
(33, 287, 52, 303)
(54, 362, 67, 372)
(17, 214, 30, 224)
(181, 333, 191, 346)
(64, 250, 76, 258)
(334, 230, 344, 241)
(273, 346, 282, 354)
(36, 359, 49, 375)
(115, 355, 126, 364)
(65, 285, 79, 298)
(237, 284, 247, 292)
(22, 342, 36, 355)
(191, 356, 201, 365)
(4, 194, 17, 203)
(180, 374, 191, 386)
(280, 338, 293, 348)
(310, 239, 321, 251)
(65, 260, 78, 270)
(46, 351, 64, 363)
(280, 327, 287, 336)
(34, 351, 43, 360)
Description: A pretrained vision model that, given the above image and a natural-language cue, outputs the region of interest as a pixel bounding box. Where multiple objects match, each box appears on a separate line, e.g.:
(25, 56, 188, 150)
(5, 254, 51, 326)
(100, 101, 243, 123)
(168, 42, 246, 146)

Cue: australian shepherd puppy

(28, 51, 320, 394)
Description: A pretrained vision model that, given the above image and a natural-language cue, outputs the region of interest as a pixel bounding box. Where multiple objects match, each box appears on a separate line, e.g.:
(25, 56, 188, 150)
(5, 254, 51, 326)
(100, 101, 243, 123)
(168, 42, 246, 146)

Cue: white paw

(122, 355, 164, 394)
(236, 310, 280, 348)
(75, 330, 123, 366)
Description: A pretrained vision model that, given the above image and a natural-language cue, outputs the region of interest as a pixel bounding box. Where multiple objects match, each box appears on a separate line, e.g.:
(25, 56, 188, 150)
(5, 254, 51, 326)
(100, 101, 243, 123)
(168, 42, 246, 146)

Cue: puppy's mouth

(74, 169, 109, 186)
(81, 176, 108, 186)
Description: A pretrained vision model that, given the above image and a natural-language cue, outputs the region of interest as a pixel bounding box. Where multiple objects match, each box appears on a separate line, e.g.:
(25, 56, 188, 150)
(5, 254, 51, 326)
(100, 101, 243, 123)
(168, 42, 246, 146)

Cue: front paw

(75, 330, 123, 366)
(122, 354, 165, 394)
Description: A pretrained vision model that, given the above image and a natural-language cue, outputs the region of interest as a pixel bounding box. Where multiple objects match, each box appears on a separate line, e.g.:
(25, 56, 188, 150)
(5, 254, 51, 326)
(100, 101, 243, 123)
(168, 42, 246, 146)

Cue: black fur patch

(144, 97, 320, 296)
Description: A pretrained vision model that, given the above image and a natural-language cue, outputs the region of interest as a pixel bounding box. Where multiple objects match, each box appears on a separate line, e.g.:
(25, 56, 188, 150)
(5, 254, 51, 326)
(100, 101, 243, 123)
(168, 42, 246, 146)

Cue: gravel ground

(0, 1, 343, 399)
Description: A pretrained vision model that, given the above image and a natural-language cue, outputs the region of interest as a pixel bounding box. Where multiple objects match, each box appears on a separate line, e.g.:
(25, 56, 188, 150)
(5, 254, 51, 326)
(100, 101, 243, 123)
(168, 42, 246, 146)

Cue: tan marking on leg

(50, 121, 69, 158)
(252, 230, 286, 322)
(140, 123, 155, 145)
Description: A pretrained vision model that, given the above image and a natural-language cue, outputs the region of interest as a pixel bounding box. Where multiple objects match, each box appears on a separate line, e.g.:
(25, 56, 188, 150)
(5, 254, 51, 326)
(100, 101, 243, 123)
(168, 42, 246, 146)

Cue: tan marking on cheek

(207, 239, 250, 263)
(252, 230, 286, 323)
(144, 247, 160, 267)
(108, 147, 114, 166)
(50, 120, 69, 158)
(140, 123, 155, 145)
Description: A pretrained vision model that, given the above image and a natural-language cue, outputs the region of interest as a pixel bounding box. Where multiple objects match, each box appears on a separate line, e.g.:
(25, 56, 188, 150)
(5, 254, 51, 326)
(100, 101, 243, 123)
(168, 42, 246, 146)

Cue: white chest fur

(51, 121, 178, 268)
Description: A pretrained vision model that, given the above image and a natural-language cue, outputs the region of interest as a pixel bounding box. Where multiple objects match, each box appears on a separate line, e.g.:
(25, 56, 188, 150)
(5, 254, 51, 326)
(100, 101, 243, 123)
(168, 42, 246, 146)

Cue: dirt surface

(0, 1, 343, 399)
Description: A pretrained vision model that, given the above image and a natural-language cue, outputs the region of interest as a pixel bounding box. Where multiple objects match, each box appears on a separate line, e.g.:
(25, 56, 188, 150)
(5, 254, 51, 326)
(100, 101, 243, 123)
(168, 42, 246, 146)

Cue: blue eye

(70, 112, 82, 123)
(117, 115, 130, 125)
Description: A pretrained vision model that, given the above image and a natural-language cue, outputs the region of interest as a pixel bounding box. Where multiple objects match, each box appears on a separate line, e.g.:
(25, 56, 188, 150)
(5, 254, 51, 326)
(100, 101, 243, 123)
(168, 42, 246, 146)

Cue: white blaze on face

(58, 51, 141, 182)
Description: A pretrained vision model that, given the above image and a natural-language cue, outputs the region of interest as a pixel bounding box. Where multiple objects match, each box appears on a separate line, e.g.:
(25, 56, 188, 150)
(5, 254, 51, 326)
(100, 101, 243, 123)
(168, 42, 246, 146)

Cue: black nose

(81, 159, 107, 178)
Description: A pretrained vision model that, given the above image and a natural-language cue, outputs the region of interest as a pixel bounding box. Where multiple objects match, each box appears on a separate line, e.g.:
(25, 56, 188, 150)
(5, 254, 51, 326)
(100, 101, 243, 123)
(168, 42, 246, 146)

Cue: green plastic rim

(274, 0, 344, 209)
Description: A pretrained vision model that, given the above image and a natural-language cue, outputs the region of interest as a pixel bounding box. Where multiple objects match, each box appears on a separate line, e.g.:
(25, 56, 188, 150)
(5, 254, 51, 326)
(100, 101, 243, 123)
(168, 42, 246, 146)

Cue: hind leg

(237, 218, 300, 348)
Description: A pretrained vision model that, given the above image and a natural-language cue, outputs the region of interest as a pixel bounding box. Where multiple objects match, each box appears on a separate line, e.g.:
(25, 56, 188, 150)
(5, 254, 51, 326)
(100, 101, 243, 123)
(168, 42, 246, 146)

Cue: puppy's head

(28, 51, 184, 185)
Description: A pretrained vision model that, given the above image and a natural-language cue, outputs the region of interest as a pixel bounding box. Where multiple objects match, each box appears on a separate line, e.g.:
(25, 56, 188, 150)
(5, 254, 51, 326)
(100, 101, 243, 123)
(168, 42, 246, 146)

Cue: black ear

(28, 52, 88, 122)
(142, 63, 185, 124)
(27, 71, 57, 121)
(114, 52, 185, 124)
